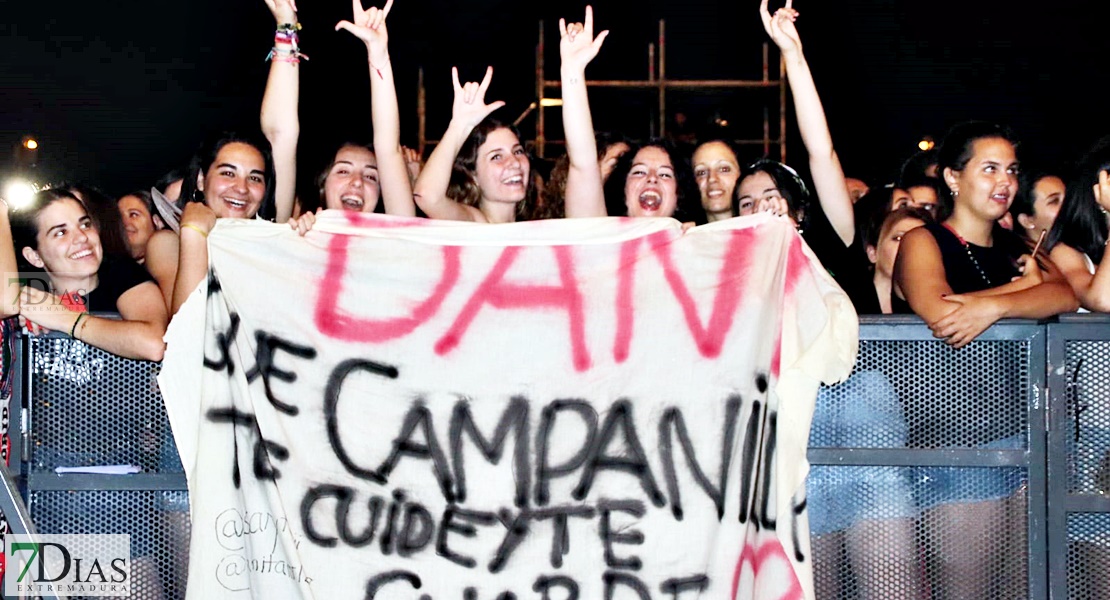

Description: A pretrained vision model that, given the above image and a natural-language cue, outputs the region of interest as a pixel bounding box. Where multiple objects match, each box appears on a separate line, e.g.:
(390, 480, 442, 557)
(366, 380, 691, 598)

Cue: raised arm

(760, 0, 853, 245)
(411, 66, 504, 222)
(560, 6, 609, 218)
(336, 0, 415, 216)
(0, 202, 18, 318)
(259, 0, 301, 224)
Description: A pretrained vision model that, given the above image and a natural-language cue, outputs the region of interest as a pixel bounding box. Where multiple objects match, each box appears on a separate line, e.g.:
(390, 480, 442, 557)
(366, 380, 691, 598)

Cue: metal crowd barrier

(0, 317, 1107, 599)
(5, 330, 188, 600)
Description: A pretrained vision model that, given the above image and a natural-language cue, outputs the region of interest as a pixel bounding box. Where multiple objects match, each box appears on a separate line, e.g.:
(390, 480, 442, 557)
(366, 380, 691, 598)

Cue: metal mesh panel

(1067, 513, 1110, 600)
(808, 465, 923, 599)
(817, 339, 1031, 449)
(810, 336, 1032, 599)
(808, 465, 1028, 600)
(1064, 341, 1110, 495)
(30, 490, 189, 600)
(27, 336, 169, 473)
(23, 336, 190, 598)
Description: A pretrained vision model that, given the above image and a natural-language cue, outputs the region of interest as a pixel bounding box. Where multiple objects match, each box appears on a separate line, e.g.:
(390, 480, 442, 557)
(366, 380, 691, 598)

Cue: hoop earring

(192, 190, 205, 203)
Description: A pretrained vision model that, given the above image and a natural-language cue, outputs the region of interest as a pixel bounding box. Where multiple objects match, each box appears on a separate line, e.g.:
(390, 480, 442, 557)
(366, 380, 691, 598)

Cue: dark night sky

(3, 1, 1108, 197)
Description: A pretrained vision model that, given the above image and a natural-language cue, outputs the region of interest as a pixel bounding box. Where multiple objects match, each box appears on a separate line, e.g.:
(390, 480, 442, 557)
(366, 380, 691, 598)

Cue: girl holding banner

(145, 132, 277, 316)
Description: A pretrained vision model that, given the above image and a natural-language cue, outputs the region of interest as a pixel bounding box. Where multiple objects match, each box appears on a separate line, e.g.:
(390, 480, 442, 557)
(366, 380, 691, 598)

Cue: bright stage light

(23, 138, 38, 150)
(2, 178, 37, 210)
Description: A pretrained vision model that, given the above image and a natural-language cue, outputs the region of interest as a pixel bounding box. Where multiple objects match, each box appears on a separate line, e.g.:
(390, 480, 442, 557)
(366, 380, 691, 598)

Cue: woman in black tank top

(893, 121, 1077, 346)
(892, 121, 1078, 599)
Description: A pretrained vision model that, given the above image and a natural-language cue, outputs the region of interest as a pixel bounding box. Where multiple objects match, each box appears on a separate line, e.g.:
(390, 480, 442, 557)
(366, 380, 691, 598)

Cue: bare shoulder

(143, 231, 180, 279)
(1049, 242, 1087, 271)
(146, 230, 180, 257)
(901, 224, 937, 247)
(894, 225, 945, 287)
(466, 204, 490, 223)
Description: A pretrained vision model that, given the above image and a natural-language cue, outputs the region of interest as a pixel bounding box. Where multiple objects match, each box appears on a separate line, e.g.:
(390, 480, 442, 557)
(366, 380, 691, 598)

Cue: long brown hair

(449, 116, 537, 220)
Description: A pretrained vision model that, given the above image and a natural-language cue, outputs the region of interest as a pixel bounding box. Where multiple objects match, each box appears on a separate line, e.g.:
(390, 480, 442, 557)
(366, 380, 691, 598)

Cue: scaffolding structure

(417, 19, 788, 163)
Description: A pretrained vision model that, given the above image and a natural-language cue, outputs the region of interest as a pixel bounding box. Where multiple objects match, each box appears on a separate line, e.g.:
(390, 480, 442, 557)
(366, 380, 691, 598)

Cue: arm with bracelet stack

(260, 0, 304, 224)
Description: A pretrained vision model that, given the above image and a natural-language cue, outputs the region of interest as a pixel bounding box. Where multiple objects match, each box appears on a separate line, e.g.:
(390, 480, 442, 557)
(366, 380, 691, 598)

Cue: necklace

(941, 223, 993, 287)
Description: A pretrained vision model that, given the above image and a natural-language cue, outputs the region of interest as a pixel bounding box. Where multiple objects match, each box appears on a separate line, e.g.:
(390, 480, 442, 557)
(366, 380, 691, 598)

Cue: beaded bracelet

(266, 46, 309, 64)
(270, 23, 305, 63)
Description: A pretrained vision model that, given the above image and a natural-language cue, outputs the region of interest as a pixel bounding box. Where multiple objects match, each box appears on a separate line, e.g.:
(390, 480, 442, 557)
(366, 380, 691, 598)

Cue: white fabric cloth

(159, 211, 857, 600)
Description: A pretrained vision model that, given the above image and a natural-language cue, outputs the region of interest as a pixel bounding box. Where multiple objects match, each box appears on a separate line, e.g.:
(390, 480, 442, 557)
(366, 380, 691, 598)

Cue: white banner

(159, 211, 857, 599)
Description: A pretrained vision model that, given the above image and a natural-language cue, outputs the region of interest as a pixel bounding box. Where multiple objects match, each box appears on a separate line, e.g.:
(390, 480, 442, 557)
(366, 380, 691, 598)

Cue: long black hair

(1046, 136, 1110, 263)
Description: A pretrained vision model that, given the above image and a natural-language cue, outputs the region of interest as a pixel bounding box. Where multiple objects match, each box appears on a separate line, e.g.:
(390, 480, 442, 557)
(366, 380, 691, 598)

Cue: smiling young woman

(10, 189, 167, 361)
(144, 132, 277, 316)
(692, 139, 743, 222)
(269, 0, 415, 236)
(411, 66, 536, 224)
(117, 190, 166, 264)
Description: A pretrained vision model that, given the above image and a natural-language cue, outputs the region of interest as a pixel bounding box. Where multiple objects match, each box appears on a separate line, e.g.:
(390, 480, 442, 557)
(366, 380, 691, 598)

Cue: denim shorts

(807, 370, 917, 536)
(807, 465, 918, 536)
(912, 434, 1026, 510)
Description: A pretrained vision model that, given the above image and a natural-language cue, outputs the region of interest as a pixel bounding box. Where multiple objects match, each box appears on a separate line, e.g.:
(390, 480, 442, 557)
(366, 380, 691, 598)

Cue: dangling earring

(192, 189, 205, 203)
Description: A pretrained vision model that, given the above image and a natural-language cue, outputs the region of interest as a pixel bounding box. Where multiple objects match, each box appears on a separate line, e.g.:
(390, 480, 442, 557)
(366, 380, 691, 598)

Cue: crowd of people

(2, 0, 1109, 598)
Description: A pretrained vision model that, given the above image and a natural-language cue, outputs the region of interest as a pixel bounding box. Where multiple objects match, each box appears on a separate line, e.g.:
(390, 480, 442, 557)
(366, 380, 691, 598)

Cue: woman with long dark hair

(1045, 137, 1110, 311)
(559, 6, 705, 225)
(275, 0, 416, 234)
(730, 0, 875, 314)
(894, 121, 1076, 343)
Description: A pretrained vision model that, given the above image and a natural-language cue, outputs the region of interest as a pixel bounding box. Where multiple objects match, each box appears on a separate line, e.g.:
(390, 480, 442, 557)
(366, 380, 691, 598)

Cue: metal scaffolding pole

(417, 19, 789, 162)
